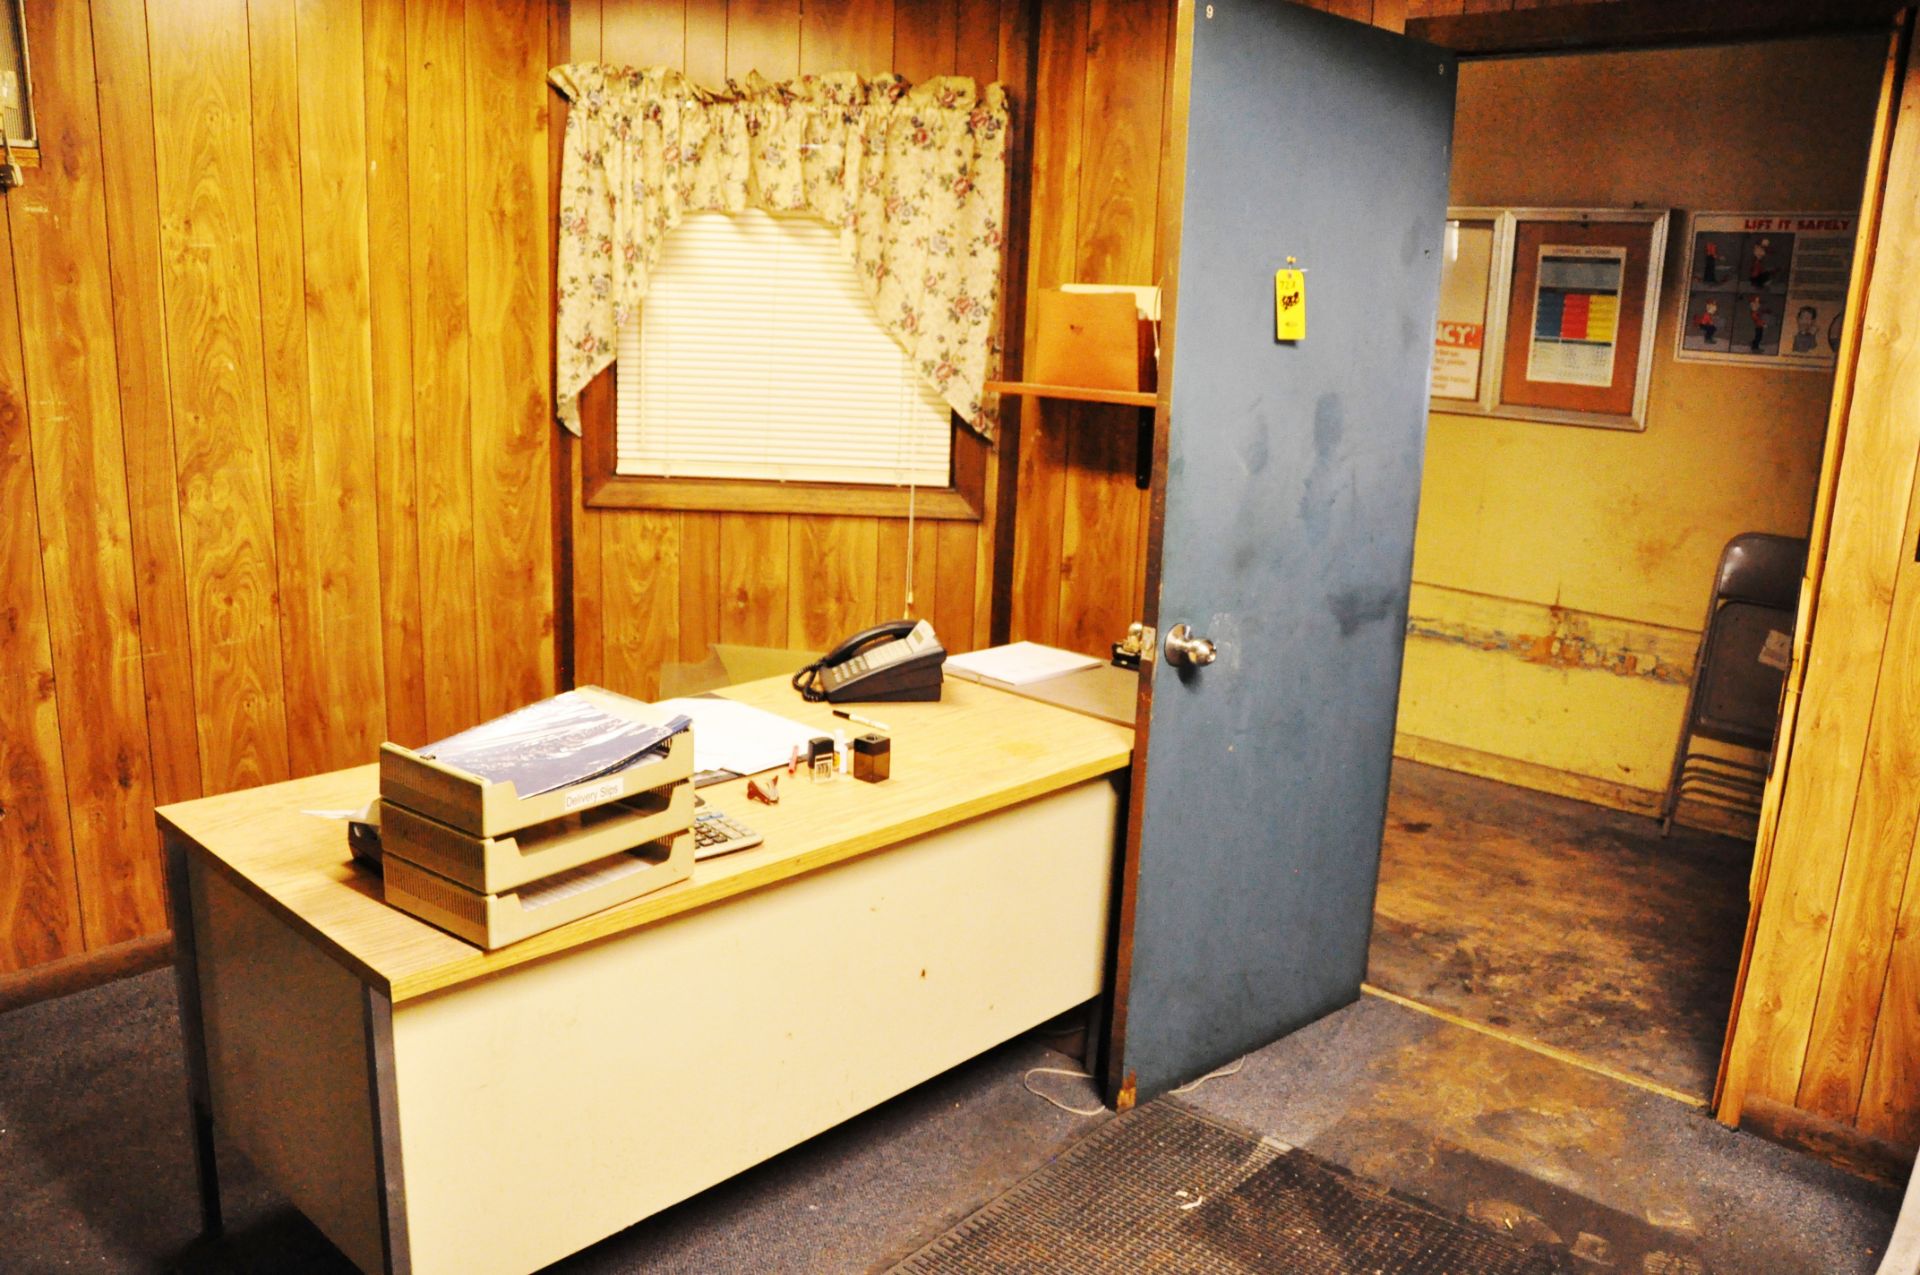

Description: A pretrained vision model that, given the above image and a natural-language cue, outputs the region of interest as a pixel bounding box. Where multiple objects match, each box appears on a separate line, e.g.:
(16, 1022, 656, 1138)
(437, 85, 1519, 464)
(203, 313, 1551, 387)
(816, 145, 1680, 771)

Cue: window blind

(615, 210, 953, 486)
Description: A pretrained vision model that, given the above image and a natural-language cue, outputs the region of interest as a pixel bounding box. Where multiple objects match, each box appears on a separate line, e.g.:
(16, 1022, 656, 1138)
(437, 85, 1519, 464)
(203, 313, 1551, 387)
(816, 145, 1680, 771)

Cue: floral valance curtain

(550, 66, 1010, 440)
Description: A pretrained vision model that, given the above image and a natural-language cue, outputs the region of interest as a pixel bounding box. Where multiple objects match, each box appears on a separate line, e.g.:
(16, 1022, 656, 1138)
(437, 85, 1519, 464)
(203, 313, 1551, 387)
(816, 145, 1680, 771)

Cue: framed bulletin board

(1429, 209, 1510, 413)
(1430, 207, 1669, 431)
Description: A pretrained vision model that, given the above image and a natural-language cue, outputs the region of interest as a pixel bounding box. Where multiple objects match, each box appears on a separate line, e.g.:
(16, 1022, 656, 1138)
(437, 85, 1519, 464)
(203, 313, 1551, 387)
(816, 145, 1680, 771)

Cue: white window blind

(616, 209, 953, 486)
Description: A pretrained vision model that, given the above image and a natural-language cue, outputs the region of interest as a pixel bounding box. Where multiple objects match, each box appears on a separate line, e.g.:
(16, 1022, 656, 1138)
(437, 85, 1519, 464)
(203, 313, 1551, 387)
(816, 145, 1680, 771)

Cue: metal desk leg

(165, 836, 222, 1237)
(363, 987, 411, 1275)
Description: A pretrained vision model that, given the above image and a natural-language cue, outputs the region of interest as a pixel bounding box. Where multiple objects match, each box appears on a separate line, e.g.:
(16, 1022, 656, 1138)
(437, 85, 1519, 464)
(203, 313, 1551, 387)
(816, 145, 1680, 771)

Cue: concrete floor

(1369, 760, 1752, 1098)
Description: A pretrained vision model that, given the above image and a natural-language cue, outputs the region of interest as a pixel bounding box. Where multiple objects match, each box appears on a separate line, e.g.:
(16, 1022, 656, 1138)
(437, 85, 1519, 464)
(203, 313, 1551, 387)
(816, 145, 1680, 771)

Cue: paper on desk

(653, 696, 821, 777)
(944, 642, 1101, 688)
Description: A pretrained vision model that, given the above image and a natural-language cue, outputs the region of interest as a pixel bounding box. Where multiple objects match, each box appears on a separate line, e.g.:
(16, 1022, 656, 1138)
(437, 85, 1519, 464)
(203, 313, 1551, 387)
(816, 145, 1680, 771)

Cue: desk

(160, 677, 1132, 1275)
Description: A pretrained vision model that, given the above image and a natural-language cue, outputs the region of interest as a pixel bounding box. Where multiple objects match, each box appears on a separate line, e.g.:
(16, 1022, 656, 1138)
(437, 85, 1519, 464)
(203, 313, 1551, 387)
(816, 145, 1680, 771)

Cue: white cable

(1021, 1053, 1247, 1118)
(1022, 1066, 1106, 1117)
(1170, 1056, 1246, 1094)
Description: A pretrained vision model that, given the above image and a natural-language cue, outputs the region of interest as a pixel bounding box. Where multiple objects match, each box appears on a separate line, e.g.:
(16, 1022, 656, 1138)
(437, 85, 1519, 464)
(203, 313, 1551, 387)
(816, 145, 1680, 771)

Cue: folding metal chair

(1659, 532, 1808, 835)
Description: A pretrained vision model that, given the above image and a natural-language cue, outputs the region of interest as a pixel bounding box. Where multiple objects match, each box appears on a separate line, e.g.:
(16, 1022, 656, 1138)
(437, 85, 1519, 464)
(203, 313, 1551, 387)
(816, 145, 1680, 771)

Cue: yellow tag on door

(1275, 269, 1306, 340)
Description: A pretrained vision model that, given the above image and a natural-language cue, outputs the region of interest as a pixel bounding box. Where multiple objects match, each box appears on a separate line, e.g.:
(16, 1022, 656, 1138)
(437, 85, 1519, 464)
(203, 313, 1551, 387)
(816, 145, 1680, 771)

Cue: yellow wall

(1396, 34, 1888, 815)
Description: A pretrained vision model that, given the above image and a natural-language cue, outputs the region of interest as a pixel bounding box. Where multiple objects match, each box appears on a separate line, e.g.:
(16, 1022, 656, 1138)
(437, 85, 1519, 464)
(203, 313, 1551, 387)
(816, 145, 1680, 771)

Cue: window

(582, 209, 985, 519)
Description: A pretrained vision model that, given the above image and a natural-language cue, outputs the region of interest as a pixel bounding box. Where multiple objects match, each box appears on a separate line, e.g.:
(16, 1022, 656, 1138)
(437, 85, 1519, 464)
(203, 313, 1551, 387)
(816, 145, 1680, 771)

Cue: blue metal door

(1105, 1, 1456, 1106)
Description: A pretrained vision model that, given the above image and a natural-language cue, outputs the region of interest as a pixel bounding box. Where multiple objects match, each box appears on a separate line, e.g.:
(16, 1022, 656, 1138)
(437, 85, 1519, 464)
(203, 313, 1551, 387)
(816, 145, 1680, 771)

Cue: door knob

(1164, 623, 1217, 668)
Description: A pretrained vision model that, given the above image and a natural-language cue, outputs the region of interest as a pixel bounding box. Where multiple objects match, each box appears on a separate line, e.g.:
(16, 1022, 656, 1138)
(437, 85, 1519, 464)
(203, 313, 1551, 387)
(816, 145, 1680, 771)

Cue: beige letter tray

(378, 690, 694, 838)
(383, 830, 694, 950)
(379, 782, 694, 895)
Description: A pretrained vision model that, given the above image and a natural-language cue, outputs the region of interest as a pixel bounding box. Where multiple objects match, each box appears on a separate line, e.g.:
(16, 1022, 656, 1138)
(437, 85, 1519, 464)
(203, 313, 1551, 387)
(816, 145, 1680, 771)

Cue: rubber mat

(888, 1100, 1568, 1274)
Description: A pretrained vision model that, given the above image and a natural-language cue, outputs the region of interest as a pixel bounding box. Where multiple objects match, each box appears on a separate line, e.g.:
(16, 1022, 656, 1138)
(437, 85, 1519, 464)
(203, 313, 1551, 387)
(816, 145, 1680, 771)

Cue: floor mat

(888, 1099, 1567, 1273)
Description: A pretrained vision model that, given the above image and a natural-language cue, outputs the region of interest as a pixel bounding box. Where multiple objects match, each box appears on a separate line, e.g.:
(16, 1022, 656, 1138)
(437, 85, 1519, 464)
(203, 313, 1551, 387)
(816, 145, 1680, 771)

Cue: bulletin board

(1430, 207, 1669, 431)
(1674, 211, 1857, 370)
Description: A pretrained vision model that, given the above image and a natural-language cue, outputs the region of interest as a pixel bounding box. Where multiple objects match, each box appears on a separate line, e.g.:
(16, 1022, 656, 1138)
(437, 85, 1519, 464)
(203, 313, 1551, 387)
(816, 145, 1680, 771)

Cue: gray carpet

(0, 971, 1900, 1273)
(0, 970, 1103, 1273)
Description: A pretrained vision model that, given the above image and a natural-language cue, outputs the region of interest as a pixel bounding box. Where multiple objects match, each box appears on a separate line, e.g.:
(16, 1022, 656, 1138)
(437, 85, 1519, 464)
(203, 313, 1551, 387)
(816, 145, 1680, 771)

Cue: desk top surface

(158, 676, 1134, 1002)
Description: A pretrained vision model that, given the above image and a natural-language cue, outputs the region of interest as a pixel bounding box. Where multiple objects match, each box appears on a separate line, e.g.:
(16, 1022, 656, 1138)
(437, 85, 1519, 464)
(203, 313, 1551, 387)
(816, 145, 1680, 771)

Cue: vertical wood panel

(893, 0, 958, 81)
(686, 0, 728, 83)
(90, 0, 202, 809)
(1798, 461, 1920, 1122)
(1055, 0, 1162, 656)
(1727, 53, 1920, 1121)
(11, 0, 163, 945)
(296, 0, 388, 769)
(678, 512, 722, 664)
(718, 513, 791, 647)
(802, 0, 895, 76)
(148, 0, 292, 793)
(788, 515, 881, 648)
(0, 178, 85, 970)
(602, 0, 686, 66)
(411, 0, 482, 739)
(466, 0, 555, 718)
(728, 0, 802, 79)
(569, 1, 608, 689)
(365, 0, 428, 747)
(1007, 0, 1088, 646)
(249, 0, 325, 774)
(1859, 810, 1920, 1142)
(955, 0, 1000, 82)
(874, 515, 939, 623)
(600, 512, 680, 700)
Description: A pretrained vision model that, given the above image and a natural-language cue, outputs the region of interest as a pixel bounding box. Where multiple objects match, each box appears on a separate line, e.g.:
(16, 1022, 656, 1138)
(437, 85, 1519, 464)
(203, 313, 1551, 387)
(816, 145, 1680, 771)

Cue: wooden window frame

(578, 354, 987, 521)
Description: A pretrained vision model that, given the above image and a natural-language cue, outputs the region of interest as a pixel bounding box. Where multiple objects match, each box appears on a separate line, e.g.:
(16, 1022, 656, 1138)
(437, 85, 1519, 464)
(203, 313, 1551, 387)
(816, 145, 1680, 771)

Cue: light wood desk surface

(158, 675, 1134, 1004)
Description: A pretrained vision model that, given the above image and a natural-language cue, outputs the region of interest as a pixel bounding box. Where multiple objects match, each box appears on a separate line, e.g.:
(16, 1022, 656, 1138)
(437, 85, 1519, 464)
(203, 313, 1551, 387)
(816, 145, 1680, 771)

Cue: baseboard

(1740, 1094, 1915, 1188)
(0, 933, 173, 1015)
(1393, 732, 1758, 840)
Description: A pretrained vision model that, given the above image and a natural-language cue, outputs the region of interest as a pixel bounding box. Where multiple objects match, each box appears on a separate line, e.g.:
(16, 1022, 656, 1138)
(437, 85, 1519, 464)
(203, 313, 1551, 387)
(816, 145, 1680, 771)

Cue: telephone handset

(793, 619, 946, 704)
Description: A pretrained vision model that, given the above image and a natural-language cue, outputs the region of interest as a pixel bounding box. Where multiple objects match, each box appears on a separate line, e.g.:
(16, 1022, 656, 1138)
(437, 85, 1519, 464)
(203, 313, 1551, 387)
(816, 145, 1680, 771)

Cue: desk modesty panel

(159, 677, 1135, 1275)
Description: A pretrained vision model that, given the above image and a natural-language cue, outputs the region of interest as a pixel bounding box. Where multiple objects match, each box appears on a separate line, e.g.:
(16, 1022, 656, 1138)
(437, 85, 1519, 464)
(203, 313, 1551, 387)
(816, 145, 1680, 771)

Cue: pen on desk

(832, 709, 891, 732)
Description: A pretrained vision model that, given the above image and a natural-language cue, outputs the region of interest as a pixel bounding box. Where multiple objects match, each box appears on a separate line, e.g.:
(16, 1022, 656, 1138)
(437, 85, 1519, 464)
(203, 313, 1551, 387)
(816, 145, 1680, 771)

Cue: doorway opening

(1369, 29, 1892, 1107)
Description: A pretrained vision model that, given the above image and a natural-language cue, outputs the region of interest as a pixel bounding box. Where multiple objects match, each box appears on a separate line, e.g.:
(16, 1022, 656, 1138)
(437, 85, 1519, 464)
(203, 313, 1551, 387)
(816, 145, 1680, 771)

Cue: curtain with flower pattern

(549, 66, 1010, 440)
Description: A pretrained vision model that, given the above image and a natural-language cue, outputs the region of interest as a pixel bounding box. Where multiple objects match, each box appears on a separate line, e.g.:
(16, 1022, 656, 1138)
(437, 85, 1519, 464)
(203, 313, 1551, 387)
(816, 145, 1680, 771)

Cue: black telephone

(793, 619, 946, 704)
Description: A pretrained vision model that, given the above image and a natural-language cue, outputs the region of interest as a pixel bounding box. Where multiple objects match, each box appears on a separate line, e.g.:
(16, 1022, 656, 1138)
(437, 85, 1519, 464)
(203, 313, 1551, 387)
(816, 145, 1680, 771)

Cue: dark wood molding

(1740, 1095, 1915, 1187)
(1408, 0, 1906, 57)
(576, 357, 987, 520)
(987, 0, 1043, 647)
(0, 933, 174, 1015)
(548, 0, 576, 693)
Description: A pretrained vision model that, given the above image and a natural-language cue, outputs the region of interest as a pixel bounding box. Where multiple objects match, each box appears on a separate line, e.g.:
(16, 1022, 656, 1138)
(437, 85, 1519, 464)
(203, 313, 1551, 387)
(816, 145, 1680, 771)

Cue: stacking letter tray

(382, 830, 695, 950)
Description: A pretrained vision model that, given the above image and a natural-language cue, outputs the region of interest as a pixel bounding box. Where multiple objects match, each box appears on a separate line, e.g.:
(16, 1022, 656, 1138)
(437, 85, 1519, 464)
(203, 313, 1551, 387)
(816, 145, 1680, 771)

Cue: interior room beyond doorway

(1378, 32, 1887, 1102)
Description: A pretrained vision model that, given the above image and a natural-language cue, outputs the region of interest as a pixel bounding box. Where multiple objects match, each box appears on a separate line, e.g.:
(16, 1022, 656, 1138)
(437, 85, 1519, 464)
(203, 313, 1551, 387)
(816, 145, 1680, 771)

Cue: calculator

(692, 808, 764, 861)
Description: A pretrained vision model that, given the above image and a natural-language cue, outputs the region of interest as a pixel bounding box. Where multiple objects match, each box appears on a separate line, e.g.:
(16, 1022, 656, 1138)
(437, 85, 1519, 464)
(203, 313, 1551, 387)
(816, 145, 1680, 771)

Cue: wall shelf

(986, 379, 1156, 408)
(987, 380, 1157, 488)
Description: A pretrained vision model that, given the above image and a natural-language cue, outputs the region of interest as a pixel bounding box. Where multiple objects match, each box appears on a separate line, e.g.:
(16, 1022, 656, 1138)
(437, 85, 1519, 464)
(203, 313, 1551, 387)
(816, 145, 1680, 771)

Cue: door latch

(1112, 621, 1156, 670)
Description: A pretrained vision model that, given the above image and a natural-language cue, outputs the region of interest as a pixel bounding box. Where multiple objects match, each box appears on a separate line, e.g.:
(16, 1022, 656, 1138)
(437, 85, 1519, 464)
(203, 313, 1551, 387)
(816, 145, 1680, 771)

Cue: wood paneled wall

(1005, 0, 1167, 657)
(1722, 43, 1920, 1147)
(0, 0, 555, 973)
(563, 0, 1011, 700)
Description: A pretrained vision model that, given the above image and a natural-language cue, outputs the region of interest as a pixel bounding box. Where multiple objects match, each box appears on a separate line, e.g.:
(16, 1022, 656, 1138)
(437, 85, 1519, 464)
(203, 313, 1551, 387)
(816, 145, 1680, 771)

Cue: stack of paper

(421, 691, 690, 797)
(652, 696, 823, 777)
(944, 643, 1102, 689)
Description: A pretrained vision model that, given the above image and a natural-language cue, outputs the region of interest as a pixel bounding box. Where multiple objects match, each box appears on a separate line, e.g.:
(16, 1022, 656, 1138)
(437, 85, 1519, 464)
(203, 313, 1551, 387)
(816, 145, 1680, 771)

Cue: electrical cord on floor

(1021, 1056, 1247, 1117)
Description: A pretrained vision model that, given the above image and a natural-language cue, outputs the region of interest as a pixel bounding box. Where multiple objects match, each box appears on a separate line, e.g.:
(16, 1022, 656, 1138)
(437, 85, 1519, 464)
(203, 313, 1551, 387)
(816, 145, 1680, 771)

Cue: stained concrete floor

(1369, 759, 1753, 1098)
